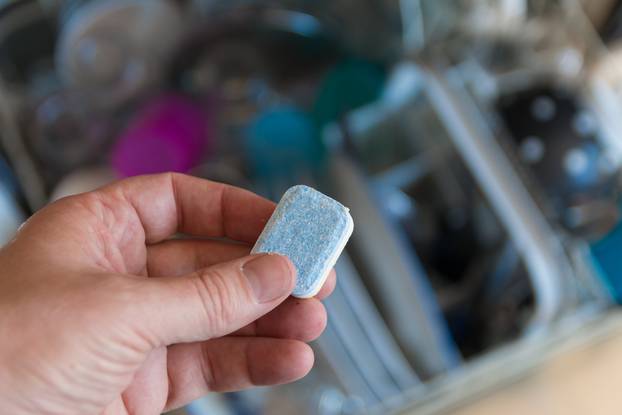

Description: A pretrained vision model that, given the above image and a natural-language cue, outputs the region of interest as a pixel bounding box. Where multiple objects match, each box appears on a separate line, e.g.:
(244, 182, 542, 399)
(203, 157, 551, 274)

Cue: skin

(0, 173, 336, 415)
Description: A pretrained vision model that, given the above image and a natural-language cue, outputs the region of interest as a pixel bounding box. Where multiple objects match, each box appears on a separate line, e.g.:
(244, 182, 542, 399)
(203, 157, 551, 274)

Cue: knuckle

(192, 268, 240, 335)
(67, 192, 103, 217)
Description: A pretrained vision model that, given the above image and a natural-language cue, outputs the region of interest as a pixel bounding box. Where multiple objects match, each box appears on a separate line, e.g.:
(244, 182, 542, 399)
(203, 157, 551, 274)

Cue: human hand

(0, 173, 335, 415)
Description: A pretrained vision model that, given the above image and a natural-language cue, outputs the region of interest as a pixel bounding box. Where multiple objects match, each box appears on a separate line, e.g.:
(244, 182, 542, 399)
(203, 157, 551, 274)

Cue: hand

(0, 173, 335, 415)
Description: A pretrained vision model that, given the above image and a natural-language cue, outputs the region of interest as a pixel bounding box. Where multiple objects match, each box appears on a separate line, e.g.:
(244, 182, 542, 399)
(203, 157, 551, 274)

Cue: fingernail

(243, 254, 295, 303)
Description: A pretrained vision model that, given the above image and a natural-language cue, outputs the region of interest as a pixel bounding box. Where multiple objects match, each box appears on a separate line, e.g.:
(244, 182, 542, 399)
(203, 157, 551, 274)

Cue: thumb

(139, 253, 296, 345)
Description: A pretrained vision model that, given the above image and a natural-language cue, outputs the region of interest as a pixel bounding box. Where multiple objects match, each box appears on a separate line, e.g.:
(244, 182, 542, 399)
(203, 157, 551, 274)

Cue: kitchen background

(3, 0, 622, 414)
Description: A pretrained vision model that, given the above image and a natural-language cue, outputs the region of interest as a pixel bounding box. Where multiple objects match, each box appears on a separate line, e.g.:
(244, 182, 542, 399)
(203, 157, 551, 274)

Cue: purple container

(112, 94, 211, 177)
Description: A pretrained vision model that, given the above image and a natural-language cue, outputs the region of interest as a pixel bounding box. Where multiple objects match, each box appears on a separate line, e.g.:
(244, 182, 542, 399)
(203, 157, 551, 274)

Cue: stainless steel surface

(2, 1, 622, 414)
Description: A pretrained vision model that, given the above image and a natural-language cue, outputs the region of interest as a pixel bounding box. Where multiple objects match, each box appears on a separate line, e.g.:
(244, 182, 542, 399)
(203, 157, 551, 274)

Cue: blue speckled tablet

(252, 185, 354, 298)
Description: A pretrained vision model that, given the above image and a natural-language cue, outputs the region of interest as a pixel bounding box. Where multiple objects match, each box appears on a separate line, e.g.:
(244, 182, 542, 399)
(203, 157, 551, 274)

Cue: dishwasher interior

(2, 1, 622, 414)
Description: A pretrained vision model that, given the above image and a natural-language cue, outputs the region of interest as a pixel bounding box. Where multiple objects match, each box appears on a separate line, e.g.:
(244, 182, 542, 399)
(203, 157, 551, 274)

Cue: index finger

(97, 172, 275, 244)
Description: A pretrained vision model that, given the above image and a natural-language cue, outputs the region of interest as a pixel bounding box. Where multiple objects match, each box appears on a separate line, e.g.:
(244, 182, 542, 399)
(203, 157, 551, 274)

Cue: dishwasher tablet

(252, 185, 354, 298)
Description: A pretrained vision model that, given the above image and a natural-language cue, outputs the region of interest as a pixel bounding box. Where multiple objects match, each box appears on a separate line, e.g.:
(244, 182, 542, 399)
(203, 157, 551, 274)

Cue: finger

(164, 337, 313, 411)
(146, 239, 336, 300)
(233, 297, 327, 342)
(96, 172, 275, 244)
(146, 240, 329, 341)
(121, 347, 168, 415)
(146, 239, 250, 278)
(136, 254, 295, 345)
(148, 239, 326, 340)
(316, 269, 337, 300)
